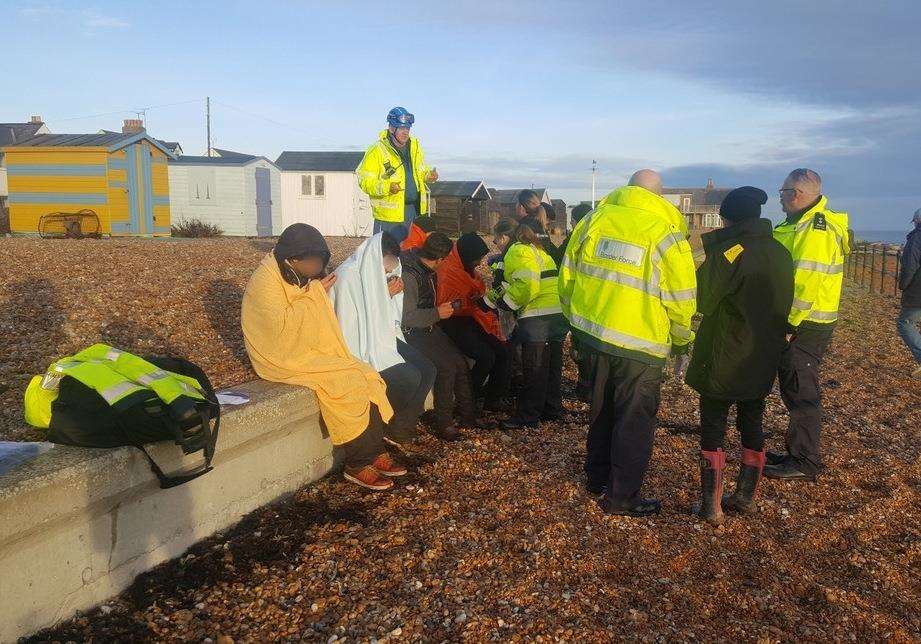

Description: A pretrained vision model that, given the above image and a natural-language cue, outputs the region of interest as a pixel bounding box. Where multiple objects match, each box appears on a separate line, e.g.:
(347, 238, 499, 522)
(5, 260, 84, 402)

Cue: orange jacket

(400, 222, 430, 251)
(436, 245, 503, 340)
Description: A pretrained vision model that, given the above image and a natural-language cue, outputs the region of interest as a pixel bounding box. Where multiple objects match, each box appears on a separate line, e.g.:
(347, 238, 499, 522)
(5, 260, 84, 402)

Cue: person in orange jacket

(400, 217, 437, 252)
(437, 232, 511, 411)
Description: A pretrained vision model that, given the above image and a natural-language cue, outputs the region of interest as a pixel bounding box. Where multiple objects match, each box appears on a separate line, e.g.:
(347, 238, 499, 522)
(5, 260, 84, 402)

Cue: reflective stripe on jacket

(24, 344, 206, 429)
(357, 130, 430, 223)
(559, 186, 697, 364)
(773, 196, 850, 327)
(503, 242, 562, 319)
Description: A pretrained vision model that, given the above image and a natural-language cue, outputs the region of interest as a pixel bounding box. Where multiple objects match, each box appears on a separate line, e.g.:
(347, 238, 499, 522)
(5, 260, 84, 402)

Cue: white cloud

(18, 3, 130, 30)
(82, 11, 130, 29)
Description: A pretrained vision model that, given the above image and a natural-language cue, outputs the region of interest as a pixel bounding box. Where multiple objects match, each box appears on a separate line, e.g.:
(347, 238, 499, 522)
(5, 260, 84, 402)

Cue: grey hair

(787, 168, 822, 195)
(913, 208, 921, 225)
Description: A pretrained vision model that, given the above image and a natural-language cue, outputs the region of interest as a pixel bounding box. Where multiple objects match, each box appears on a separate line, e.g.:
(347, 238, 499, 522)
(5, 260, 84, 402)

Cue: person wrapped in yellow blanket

(241, 223, 405, 491)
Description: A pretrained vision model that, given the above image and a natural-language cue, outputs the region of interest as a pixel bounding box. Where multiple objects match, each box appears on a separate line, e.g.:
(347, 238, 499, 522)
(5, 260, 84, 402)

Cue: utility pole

(206, 96, 212, 157)
(591, 159, 597, 208)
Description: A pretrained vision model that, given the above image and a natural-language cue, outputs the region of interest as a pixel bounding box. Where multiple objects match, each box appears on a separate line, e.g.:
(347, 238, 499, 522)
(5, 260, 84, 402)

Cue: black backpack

(46, 356, 220, 488)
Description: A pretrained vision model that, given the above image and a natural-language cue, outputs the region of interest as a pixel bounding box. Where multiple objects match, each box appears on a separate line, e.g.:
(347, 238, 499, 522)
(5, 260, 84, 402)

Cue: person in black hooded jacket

(685, 187, 794, 525)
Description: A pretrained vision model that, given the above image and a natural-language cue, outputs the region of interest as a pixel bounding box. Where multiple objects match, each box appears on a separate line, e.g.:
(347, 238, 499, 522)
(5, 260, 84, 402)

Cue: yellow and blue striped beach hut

(2, 132, 175, 236)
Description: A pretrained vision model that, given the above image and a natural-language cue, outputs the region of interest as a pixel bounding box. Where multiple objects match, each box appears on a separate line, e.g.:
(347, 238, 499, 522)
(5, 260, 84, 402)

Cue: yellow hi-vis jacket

(24, 344, 206, 429)
(597, 187, 690, 238)
(773, 196, 850, 327)
(357, 130, 431, 223)
(559, 186, 697, 364)
(502, 242, 562, 318)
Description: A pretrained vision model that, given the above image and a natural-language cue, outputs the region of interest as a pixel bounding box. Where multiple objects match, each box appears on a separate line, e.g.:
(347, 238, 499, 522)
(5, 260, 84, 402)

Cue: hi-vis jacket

(358, 130, 431, 223)
(773, 196, 850, 328)
(559, 186, 697, 365)
(501, 242, 563, 318)
(24, 344, 207, 429)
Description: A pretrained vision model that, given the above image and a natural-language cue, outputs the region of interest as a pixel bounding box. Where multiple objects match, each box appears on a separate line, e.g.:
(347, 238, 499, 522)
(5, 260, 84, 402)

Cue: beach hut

(275, 151, 370, 237)
(429, 180, 492, 234)
(168, 152, 281, 237)
(3, 130, 175, 236)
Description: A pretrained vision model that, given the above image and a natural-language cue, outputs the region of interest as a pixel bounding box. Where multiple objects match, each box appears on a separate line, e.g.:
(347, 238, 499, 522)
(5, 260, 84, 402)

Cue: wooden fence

(845, 242, 903, 296)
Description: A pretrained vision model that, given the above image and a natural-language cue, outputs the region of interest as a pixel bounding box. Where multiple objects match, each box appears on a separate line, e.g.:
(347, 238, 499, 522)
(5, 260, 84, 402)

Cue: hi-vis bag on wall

(25, 348, 220, 489)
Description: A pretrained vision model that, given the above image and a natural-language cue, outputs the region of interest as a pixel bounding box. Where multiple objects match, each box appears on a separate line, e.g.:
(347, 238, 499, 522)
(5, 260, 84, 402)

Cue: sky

(3, 0, 919, 229)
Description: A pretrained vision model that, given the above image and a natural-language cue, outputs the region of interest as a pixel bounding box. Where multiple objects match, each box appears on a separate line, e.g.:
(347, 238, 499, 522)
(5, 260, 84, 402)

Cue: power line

(210, 99, 363, 149)
(50, 99, 203, 122)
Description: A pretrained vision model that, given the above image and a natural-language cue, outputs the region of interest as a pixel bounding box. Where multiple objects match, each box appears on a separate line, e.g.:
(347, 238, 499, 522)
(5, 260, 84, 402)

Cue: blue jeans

(372, 202, 417, 244)
(897, 307, 921, 365)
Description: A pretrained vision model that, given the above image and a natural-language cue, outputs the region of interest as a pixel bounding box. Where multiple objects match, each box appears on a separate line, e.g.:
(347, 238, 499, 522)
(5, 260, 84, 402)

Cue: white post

(591, 159, 597, 208)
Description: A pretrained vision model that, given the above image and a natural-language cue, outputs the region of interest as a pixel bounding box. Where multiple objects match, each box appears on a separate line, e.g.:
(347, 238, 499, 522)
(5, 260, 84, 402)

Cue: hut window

(301, 175, 312, 196)
(314, 175, 325, 197)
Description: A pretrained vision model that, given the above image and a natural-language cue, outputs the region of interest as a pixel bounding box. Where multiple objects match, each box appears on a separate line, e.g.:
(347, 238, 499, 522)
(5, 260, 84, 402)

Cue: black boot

(694, 449, 725, 525)
(723, 448, 766, 514)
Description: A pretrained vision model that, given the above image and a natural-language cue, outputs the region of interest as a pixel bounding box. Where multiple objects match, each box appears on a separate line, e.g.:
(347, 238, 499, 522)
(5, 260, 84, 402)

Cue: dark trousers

(518, 341, 564, 422)
(342, 405, 385, 468)
(406, 326, 475, 430)
(585, 354, 663, 503)
(699, 396, 766, 452)
(571, 335, 597, 401)
(440, 316, 511, 404)
(379, 341, 436, 442)
(778, 328, 833, 475)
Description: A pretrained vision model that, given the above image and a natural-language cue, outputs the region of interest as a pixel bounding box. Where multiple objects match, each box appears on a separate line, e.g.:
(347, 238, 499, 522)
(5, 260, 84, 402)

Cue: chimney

(122, 118, 145, 134)
(30, 115, 43, 124)
(706, 178, 714, 191)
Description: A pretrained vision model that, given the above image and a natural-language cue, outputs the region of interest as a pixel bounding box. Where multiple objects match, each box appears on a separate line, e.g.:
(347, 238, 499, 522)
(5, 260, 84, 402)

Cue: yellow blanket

(242, 253, 394, 445)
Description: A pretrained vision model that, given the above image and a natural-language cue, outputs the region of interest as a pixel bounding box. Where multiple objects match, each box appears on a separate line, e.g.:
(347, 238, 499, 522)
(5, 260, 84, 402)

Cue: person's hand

(389, 182, 402, 194)
(785, 333, 794, 343)
(387, 277, 404, 297)
(437, 302, 455, 319)
(427, 168, 438, 182)
(319, 273, 337, 292)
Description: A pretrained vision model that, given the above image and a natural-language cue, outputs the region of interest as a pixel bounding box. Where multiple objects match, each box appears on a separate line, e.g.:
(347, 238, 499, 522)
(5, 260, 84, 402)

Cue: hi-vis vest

(559, 186, 697, 364)
(24, 344, 207, 429)
(502, 242, 562, 318)
(358, 130, 431, 223)
(773, 196, 850, 327)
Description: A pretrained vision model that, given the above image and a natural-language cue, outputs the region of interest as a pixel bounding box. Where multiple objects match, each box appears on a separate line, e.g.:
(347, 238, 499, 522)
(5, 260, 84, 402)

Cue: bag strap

(135, 445, 213, 489)
(133, 395, 221, 490)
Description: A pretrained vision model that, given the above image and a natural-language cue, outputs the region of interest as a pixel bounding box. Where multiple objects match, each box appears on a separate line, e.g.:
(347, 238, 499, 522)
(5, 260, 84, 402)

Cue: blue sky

(4, 0, 919, 229)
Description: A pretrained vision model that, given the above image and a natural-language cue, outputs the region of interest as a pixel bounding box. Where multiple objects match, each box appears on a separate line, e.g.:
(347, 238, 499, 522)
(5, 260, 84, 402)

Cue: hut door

(139, 141, 155, 234)
(255, 167, 273, 237)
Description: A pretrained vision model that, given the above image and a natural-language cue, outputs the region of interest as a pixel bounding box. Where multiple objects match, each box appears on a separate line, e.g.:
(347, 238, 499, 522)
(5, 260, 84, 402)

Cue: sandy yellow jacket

(241, 253, 394, 445)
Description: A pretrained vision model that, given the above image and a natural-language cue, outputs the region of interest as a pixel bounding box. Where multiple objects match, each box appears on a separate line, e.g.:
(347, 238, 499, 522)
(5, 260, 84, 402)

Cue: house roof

(275, 151, 364, 172)
(160, 141, 182, 153)
(3, 132, 177, 158)
(0, 122, 46, 147)
(212, 148, 253, 159)
(661, 187, 732, 206)
(170, 154, 274, 167)
(430, 181, 490, 199)
(491, 188, 549, 205)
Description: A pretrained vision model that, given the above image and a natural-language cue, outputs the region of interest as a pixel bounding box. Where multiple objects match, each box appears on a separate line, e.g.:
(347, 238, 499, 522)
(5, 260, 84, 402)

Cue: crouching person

(331, 231, 436, 449)
(242, 223, 406, 491)
(686, 188, 794, 523)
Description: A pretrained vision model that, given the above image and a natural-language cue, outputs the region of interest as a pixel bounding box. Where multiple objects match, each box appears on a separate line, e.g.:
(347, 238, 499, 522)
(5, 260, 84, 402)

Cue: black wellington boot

(723, 448, 766, 514)
(694, 449, 726, 526)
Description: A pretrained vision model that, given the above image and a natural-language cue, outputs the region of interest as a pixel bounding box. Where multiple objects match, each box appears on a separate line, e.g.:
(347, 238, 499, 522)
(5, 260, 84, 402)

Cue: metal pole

(591, 160, 596, 209)
(206, 96, 212, 157)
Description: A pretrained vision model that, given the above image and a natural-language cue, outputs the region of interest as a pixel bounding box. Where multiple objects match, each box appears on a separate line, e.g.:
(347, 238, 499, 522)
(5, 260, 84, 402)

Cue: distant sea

(853, 230, 909, 245)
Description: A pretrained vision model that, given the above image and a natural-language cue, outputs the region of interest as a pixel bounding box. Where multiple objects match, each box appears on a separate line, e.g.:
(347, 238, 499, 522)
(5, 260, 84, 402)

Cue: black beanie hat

(456, 232, 489, 267)
(720, 186, 768, 222)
